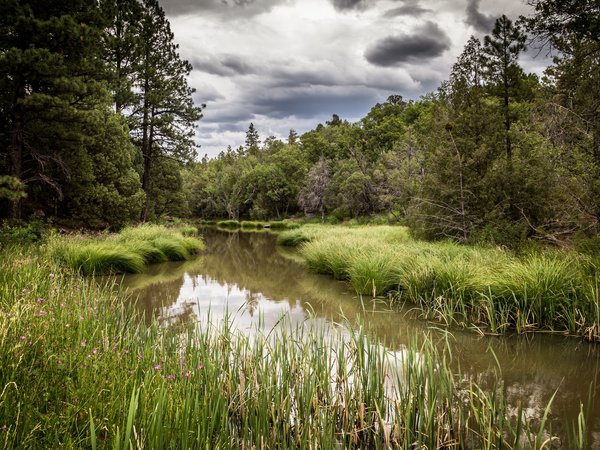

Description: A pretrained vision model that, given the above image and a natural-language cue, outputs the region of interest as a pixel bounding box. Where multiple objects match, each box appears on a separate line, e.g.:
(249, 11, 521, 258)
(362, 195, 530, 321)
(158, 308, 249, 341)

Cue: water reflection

(115, 228, 600, 446)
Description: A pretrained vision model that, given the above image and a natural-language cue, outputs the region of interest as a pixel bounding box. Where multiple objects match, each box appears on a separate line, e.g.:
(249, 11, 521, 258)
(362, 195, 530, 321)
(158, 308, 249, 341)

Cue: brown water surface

(117, 227, 600, 447)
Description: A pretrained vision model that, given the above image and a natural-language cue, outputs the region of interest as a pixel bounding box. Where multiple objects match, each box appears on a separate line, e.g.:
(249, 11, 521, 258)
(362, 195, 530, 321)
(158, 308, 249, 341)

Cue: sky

(161, 0, 548, 158)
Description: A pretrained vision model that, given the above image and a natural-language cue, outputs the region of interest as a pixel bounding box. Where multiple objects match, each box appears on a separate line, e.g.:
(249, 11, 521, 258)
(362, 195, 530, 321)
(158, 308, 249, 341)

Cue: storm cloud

(331, 0, 368, 11)
(160, 0, 285, 17)
(385, 4, 431, 17)
(465, 0, 496, 32)
(364, 22, 451, 67)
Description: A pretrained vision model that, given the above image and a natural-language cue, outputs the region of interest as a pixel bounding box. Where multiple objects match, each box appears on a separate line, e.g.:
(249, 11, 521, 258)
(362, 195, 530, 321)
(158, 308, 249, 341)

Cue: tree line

(1, 0, 598, 246)
(185, 1, 600, 245)
(0, 0, 200, 228)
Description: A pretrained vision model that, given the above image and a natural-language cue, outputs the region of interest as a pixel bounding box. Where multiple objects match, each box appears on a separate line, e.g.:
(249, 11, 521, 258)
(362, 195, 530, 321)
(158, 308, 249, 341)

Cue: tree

(245, 123, 260, 154)
(525, 0, 600, 229)
(482, 15, 527, 163)
(132, 0, 201, 221)
(299, 157, 330, 221)
(0, 0, 106, 219)
(100, 0, 143, 114)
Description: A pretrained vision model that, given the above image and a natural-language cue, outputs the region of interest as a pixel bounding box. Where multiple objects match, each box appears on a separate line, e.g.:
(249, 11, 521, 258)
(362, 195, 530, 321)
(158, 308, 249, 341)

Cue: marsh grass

(217, 219, 240, 228)
(0, 247, 580, 449)
(280, 225, 600, 340)
(51, 224, 204, 275)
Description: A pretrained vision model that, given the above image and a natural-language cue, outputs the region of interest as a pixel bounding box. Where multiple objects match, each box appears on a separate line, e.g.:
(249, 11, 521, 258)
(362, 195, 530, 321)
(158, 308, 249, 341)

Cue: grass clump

(51, 224, 204, 275)
(217, 219, 240, 228)
(241, 220, 264, 229)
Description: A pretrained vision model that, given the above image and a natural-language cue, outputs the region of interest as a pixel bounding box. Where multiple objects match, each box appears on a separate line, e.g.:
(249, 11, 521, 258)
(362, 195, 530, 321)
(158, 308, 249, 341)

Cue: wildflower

(154, 364, 161, 371)
(112, 345, 117, 351)
(79, 316, 84, 320)
(92, 348, 98, 355)
(49, 273, 54, 279)
(124, 349, 130, 354)
(129, 370, 135, 375)
(65, 323, 70, 328)
(19, 335, 26, 340)
(197, 364, 204, 370)
(36, 297, 43, 304)
(37, 310, 46, 317)
(60, 303, 65, 308)
(80, 340, 86, 347)
(184, 371, 191, 379)
(58, 360, 63, 365)
(166, 374, 175, 381)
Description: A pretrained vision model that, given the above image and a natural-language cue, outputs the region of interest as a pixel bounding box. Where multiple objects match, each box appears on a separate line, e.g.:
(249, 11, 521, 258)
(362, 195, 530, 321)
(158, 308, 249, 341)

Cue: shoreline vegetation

(277, 224, 600, 341)
(49, 224, 204, 275)
(0, 240, 587, 448)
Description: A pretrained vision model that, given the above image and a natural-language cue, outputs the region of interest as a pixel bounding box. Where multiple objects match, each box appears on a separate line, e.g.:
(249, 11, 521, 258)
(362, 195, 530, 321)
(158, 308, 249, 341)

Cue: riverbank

(278, 225, 600, 340)
(0, 229, 582, 448)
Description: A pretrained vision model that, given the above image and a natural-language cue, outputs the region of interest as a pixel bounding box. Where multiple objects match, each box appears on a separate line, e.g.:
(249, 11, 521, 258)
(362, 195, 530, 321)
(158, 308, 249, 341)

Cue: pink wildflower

(80, 340, 86, 347)
(184, 371, 191, 379)
(166, 374, 175, 381)
(19, 335, 26, 340)
(154, 364, 161, 371)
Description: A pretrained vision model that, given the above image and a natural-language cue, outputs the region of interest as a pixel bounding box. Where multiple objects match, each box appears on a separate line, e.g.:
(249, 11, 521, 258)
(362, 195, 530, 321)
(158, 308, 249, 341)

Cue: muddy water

(117, 227, 600, 446)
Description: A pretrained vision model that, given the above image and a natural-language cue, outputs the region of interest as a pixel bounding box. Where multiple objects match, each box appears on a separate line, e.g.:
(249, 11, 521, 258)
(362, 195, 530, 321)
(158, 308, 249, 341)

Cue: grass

(0, 244, 583, 449)
(278, 224, 600, 340)
(51, 224, 204, 275)
(217, 219, 240, 228)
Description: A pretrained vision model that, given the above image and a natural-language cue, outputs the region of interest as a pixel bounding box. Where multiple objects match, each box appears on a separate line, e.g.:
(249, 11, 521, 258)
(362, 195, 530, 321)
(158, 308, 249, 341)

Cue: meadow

(0, 224, 585, 448)
(278, 225, 600, 340)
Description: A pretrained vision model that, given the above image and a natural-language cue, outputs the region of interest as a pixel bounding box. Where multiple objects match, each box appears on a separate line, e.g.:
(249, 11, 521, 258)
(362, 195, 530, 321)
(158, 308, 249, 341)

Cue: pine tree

(0, 0, 106, 219)
(482, 15, 527, 162)
(132, 0, 202, 221)
(245, 123, 260, 152)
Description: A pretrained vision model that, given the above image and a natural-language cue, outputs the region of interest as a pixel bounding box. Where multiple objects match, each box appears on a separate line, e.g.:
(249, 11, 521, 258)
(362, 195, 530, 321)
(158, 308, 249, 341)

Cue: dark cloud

(161, 0, 284, 17)
(465, 0, 496, 33)
(331, 0, 368, 12)
(385, 3, 431, 17)
(191, 55, 257, 76)
(364, 22, 451, 67)
(248, 86, 379, 119)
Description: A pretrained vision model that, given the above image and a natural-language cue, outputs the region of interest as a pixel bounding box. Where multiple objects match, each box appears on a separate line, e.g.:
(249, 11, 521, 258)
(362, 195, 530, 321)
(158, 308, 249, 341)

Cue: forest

(0, 0, 598, 250)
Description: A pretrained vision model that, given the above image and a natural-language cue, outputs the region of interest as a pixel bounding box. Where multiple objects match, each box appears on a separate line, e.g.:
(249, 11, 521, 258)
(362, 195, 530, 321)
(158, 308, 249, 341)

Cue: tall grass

(279, 225, 600, 340)
(0, 246, 581, 448)
(51, 224, 204, 275)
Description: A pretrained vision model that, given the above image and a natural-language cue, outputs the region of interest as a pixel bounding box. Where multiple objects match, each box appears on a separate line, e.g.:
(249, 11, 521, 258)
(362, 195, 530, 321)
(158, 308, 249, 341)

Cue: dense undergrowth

(49, 224, 204, 275)
(1, 240, 586, 449)
(278, 225, 600, 340)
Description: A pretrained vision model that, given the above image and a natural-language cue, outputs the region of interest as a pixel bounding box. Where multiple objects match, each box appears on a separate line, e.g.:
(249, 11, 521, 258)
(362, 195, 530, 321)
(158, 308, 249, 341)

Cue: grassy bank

(50, 224, 204, 275)
(278, 225, 600, 340)
(0, 243, 581, 449)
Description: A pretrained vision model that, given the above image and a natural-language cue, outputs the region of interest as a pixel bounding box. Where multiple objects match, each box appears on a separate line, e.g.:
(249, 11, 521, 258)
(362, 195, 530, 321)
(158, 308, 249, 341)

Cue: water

(117, 227, 600, 446)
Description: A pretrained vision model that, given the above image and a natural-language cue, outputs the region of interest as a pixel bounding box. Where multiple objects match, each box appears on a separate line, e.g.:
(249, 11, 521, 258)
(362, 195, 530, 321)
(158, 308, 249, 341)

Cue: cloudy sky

(162, 0, 548, 158)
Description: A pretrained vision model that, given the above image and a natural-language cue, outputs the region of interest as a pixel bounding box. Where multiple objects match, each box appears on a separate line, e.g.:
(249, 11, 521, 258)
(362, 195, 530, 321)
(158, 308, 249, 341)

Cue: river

(116, 227, 600, 447)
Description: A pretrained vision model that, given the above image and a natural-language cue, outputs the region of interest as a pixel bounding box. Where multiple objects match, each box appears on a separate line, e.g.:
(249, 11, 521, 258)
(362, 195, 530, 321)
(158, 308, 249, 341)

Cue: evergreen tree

(245, 123, 260, 153)
(482, 15, 527, 162)
(0, 0, 106, 219)
(132, 0, 202, 221)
